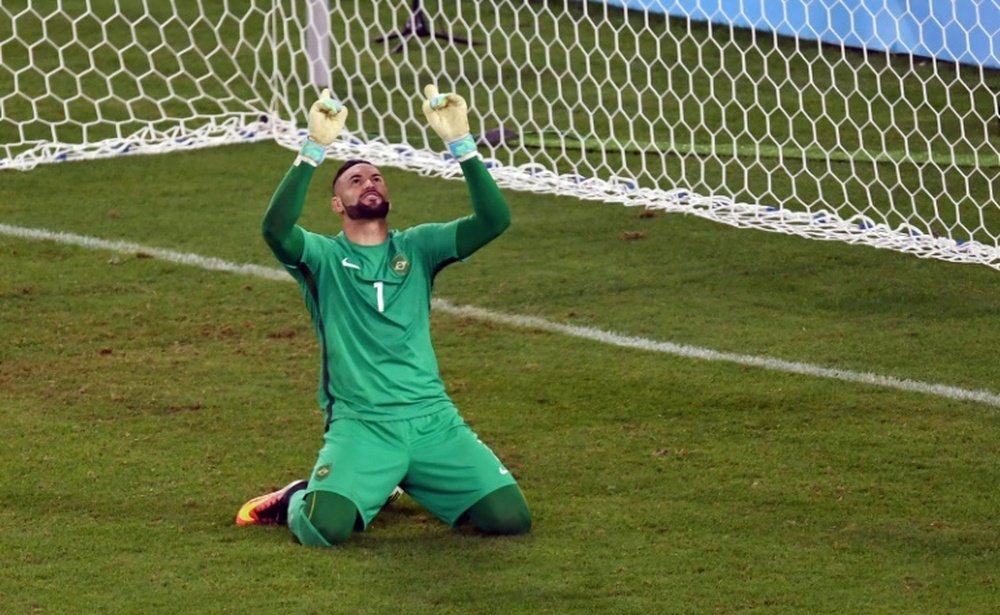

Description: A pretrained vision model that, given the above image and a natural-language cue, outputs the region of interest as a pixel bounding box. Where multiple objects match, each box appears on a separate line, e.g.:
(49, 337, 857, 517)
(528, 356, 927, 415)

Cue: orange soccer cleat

(235, 480, 308, 526)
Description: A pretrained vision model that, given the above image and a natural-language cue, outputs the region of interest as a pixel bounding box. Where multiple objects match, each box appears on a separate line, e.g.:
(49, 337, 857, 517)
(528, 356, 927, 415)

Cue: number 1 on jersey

(373, 281, 385, 313)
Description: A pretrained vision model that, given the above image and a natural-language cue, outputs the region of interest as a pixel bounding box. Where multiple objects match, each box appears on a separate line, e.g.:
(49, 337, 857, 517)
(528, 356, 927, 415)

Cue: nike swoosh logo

(341, 257, 360, 270)
(499, 467, 510, 475)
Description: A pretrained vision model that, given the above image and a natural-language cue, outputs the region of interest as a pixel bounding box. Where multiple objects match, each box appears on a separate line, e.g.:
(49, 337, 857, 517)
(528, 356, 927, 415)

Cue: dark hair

(332, 159, 374, 193)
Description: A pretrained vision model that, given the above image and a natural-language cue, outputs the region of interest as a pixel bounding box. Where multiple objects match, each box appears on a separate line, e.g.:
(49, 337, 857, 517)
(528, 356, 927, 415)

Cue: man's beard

(344, 198, 390, 220)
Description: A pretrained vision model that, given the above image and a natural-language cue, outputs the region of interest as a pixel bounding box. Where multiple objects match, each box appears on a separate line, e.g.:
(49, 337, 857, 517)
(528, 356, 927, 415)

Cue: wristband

(296, 139, 327, 167)
(446, 134, 478, 161)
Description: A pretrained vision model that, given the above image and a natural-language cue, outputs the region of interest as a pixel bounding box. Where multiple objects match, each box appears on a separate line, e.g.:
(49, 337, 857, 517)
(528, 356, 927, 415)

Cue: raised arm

(262, 164, 312, 265)
(262, 88, 348, 266)
(421, 84, 511, 259)
(454, 157, 510, 258)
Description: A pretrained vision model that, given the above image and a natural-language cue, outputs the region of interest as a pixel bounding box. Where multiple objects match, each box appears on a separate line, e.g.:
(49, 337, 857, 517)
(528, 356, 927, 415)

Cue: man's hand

(309, 88, 347, 145)
(421, 84, 478, 162)
(298, 88, 347, 166)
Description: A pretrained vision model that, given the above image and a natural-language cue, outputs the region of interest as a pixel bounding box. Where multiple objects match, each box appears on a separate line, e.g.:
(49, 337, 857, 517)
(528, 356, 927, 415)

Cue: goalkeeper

(235, 85, 531, 546)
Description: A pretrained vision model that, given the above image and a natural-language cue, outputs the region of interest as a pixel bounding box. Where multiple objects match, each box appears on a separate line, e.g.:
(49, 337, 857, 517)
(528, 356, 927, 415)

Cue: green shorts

(305, 406, 518, 527)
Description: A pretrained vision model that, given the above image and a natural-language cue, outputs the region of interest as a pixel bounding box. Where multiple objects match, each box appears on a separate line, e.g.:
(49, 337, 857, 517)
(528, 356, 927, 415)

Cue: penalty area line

(3, 222, 999, 410)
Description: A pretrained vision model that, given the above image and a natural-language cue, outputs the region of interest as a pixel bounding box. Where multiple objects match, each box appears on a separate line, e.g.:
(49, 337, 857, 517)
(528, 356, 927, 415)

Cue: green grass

(2, 142, 1000, 613)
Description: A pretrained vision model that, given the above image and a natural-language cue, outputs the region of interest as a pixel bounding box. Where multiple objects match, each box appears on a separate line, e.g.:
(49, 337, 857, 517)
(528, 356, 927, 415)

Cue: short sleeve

(280, 228, 331, 283)
(403, 220, 461, 271)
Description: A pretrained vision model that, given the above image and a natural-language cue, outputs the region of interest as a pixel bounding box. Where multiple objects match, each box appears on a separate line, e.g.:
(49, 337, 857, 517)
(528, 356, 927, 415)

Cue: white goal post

(3, 1, 1000, 270)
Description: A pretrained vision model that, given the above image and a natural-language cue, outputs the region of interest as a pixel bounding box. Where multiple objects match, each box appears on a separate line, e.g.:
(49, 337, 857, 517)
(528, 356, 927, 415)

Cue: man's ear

(331, 195, 344, 214)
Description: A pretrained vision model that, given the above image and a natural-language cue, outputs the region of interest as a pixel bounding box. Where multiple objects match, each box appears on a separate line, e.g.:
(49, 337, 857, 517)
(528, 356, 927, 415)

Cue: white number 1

(373, 281, 384, 313)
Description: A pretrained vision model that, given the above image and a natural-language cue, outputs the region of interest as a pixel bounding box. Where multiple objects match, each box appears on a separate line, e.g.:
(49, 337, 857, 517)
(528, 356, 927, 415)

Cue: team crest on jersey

(315, 464, 331, 481)
(390, 253, 410, 276)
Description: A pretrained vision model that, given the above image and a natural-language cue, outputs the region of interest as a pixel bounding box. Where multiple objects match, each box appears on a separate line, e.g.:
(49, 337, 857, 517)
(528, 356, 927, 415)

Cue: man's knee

(301, 491, 360, 546)
(466, 485, 532, 536)
(484, 505, 532, 536)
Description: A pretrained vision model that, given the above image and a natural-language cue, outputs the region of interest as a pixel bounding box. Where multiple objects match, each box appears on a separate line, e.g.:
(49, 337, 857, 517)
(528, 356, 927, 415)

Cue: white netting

(3, 1, 1000, 269)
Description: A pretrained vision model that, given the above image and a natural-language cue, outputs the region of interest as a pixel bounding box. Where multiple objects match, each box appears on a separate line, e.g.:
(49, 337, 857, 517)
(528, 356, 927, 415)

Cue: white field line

(4, 222, 999, 409)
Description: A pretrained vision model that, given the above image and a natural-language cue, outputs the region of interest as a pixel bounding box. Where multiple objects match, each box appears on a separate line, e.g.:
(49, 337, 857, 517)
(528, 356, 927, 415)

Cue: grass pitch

(2, 142, 1000, 613)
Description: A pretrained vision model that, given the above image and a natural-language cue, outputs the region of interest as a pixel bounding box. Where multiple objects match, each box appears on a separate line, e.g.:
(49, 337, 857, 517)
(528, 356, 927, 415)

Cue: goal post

(305, 0, 331, 88)
(3, 1, 1000, 270)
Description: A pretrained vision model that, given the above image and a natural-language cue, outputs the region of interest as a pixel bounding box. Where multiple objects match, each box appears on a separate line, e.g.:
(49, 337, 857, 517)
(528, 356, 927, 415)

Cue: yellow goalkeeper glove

(298, 88, 348, 166)
(421, 84, 478, 162)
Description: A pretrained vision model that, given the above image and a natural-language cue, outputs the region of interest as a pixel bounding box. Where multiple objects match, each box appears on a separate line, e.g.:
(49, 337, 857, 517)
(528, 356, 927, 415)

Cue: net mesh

(3, 1, 999, 269)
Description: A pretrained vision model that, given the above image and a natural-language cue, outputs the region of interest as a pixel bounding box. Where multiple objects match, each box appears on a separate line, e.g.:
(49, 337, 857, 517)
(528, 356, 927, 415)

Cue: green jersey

(262, 157, 510, 424)
(289, 224, 459, 421)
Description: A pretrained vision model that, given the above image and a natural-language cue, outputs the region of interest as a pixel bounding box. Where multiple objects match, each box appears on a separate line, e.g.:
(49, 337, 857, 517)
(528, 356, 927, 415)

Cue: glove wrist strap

(296, 138, 327, 167)
(446, 134, 478, 162)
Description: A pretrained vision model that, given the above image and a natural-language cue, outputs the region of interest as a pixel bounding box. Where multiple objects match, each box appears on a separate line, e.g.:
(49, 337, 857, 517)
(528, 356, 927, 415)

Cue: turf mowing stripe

(4, 222, 999, 409)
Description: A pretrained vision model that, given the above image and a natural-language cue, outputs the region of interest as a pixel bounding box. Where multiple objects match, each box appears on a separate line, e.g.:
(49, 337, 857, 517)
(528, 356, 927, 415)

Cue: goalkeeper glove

(297, 88, 348, 167)
(421, 84, 478, 162)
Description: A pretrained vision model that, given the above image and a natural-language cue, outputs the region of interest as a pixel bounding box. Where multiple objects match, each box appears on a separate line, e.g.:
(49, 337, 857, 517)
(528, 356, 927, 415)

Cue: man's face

(333, 163, 390, 220)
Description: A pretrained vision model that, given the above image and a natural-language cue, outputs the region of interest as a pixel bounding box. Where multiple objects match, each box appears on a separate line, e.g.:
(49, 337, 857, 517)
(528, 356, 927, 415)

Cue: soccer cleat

(235, 479, 308, 526)
(384, 486, 405, 506)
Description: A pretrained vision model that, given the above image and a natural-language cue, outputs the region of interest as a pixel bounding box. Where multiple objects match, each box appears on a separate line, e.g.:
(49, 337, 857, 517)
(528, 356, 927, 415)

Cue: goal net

(3, 1, 1000, 270)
